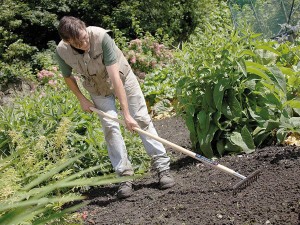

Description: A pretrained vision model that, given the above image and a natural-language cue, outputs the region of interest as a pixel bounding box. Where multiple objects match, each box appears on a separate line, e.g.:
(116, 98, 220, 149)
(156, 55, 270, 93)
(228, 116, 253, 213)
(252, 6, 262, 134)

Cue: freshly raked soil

(79, 116, 300, 225)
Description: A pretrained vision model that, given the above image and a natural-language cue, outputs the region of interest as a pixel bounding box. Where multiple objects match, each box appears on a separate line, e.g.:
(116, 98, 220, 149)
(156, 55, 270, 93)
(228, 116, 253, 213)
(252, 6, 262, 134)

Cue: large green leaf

(216, 139, 225, 156)
(213, 79, 231, 111)
(224, 139, 242, 153)
(21, 151, 87, 191)
(252, 127, 271, 147)
(229, 131, 255, 154)
(245, 61, 272, 82)
(227, 89, 242, 119)
(284, 99, 300, 109)
(236, 59, 247, 76)
(197, 123, 218, 158)
(268, 66, 287, 93)
(246, 66, 272, 82)
(213, 111, 223, 129)
(221, 99, 234, 119)
(185, 113, 197, 147)
(264, 120, 280, 132)
(203, 85, 216, 111)
(255, 45, 281, 56)
(194, 111, 218, 158)
(241, 126, 255, 150)
(0, 195, 84, 212)
(197, 111, 210, 133)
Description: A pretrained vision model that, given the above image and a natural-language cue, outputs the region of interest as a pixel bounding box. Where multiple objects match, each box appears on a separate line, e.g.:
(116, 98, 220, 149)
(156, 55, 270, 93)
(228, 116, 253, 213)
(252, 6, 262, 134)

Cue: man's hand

(79, 98, 95, 113)
(124, 113, 139, 132)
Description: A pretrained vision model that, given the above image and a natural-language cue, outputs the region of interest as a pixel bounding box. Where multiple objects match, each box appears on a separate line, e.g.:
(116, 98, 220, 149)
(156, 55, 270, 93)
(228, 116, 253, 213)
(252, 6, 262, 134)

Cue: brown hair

(58, 16, 86, 41)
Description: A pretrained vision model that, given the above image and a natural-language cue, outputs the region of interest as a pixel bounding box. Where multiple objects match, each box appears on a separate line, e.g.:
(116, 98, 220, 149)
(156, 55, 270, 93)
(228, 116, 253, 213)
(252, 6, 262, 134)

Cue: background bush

(174, 2, 300, 158)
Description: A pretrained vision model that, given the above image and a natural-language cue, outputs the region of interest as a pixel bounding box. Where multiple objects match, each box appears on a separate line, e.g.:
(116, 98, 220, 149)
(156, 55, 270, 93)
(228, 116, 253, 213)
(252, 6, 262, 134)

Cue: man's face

(67, 29, 90, 51)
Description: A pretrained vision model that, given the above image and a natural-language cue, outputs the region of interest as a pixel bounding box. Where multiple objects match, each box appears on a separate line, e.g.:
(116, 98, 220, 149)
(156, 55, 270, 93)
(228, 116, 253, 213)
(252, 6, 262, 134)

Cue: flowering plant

(125, 34, 174, 79)
(37, 66, 62, 88)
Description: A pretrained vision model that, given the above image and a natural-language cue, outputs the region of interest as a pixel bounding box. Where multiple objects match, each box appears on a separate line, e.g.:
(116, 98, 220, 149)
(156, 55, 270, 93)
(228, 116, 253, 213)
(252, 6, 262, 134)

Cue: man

(55, 16, 175, 199)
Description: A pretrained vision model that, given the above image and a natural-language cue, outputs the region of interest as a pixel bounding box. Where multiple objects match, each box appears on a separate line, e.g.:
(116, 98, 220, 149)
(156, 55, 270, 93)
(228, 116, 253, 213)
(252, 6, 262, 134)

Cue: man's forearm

(106, 64, 130, 116)
(64, 76, 87, 101)
(64, 76, 94, 112)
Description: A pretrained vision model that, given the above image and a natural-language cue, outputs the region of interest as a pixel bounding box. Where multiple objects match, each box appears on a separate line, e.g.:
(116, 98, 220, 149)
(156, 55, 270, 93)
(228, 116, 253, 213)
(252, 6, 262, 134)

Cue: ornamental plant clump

(175, 25, 300, 158)
(37, 66, 63, 88)
(125, 34, 174, 80)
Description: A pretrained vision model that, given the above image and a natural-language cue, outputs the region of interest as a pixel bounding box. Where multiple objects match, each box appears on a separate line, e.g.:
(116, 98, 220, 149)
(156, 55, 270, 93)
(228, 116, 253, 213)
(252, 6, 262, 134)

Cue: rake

(90, 107, 261, 194)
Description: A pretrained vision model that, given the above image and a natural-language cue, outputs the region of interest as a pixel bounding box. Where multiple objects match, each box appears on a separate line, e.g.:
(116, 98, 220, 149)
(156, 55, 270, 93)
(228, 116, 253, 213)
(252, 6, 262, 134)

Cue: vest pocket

(70, 62, 84, 75)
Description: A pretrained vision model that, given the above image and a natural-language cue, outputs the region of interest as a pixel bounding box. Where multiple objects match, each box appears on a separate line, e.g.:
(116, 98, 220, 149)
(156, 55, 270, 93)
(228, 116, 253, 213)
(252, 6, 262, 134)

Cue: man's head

(58, 16, 90, 51)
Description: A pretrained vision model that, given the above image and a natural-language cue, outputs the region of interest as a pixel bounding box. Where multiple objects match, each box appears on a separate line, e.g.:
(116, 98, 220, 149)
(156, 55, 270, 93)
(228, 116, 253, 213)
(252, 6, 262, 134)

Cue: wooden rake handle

(90, 107, 246, 180)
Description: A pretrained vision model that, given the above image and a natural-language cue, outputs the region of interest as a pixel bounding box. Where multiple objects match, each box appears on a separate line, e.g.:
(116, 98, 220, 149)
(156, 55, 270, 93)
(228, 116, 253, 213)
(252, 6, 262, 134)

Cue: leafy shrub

(175, 26, 300, 158)
(2, 39, 38, 63)
(31, 44, 57, 72)
(0, 62, 35, 90)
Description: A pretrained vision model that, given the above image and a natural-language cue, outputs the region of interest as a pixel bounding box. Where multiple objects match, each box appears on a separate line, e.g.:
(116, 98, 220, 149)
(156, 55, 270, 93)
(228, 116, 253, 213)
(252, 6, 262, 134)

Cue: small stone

(216, 213, 223, 219)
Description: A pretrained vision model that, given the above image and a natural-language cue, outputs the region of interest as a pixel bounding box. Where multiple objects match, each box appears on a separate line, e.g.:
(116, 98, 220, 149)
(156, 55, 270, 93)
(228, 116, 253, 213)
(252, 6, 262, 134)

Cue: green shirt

(55, 33, 117, 77)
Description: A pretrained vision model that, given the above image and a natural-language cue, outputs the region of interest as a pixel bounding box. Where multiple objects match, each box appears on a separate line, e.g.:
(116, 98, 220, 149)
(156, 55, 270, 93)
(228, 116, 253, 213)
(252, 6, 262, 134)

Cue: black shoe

(158, 170, 175, 189)
(117, 181, 134, 199)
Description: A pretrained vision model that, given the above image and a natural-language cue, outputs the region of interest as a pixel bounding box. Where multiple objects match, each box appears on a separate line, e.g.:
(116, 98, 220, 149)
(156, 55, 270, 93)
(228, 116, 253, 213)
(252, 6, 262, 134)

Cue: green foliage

(0, 105, 123, 223)
(175, 24, 300, 157)
(0, 0, 60, 88)
(0, 0, 59, 51)
(0, 83, 149, 174)
(142, 67, 178, 116)
(0, 77, 148, 223)
(0, 147, 131, 224)
(77, 0, 207, 44)
(31, 42, 58, 71)
(0, 62, 35, 89)
(2, 39, 38, 63)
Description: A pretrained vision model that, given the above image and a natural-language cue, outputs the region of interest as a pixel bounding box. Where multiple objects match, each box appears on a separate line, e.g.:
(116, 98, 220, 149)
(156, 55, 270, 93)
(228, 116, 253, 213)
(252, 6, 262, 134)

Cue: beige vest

(56, 26, 131, 96)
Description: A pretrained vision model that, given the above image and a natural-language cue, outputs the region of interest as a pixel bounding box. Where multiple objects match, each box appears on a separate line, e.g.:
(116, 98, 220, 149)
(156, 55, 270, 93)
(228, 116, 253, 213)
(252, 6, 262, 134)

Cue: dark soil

(79, 116, 300, 225)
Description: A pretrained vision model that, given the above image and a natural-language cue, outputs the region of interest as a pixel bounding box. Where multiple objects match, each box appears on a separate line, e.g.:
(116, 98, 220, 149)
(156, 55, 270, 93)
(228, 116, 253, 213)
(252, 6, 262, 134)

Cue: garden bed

(79, 116, 300, 225)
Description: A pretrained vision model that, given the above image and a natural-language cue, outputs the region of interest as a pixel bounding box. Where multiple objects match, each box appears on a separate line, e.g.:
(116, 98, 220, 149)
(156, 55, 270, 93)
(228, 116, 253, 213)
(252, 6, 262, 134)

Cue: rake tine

(232, 169, 261, 195)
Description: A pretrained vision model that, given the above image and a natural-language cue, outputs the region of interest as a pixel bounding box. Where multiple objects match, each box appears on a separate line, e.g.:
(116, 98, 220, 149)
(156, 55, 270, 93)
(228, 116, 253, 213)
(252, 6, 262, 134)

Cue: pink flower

(39, 92, 46, 98)
(37, 70, 54, 80)
(48, 80, 57, 87)
(130, 57, 136, 64)
(158, 44, 165, 49)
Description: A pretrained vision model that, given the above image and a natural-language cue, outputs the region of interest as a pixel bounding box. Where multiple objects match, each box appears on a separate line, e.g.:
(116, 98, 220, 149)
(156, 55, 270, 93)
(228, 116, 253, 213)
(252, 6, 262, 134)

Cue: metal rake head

(232, 169, 262, 195)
